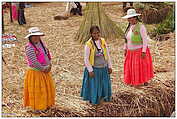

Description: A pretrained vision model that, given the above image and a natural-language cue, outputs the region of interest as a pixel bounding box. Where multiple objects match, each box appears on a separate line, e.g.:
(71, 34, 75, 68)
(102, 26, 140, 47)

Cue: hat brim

(25, 32, 44, 39)
(122, 14, 141, 19)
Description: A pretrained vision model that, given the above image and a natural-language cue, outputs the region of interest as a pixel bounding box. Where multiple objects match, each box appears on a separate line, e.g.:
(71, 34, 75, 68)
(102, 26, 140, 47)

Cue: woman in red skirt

(122, 9, 154, 86)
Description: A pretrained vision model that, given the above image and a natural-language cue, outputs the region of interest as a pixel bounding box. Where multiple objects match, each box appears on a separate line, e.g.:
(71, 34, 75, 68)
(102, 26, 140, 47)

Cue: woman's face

(30, 35, 41, 44)
(128, 17, 137, 25)
(91, 29, 100, 40)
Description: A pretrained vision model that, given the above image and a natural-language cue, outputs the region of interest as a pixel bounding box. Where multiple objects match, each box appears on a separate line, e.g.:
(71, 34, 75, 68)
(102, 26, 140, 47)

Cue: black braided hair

(29, 36, 47, 54)
(29, 36, 39, 51)
(39, 40, 47, 54)
(135, 16, 142, 22)
(90, 25, 100, 34)
(124, 23, 130, 43)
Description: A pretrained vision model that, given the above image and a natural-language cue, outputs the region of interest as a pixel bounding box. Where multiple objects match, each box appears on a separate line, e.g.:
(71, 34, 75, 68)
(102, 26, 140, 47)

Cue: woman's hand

(108, 68, 112, 74)
(43, 64, 52, 73)
(89, 71, 94, 78)
(47, 64, 52, 72)
(47, 63, 52, 72)
(141, 52, 146, 59)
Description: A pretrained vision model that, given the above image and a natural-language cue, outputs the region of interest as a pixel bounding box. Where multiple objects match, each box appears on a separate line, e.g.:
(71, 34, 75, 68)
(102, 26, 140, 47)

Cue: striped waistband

(127, 48, 142, 51)
(28, 67, 40, 71)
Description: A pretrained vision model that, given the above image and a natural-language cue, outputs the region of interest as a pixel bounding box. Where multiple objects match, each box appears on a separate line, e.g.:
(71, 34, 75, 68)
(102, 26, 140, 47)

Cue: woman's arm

(84, 45, 93, 72)
(140, 24, 148, 53)
(25, 46, 48, 71)
(105, 42, 112, 69)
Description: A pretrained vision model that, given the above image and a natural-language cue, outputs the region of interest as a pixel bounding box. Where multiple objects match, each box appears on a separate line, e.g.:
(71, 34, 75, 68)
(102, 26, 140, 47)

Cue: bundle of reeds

(75, 2, 123, 43)
(35, 74, 175, 117)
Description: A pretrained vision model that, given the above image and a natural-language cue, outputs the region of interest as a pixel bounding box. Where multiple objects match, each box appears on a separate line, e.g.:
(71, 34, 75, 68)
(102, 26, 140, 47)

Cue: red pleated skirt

(124, 48, 154, 86)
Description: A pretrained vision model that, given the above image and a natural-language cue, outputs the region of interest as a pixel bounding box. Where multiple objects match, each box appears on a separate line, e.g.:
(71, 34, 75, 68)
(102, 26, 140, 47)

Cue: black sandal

(144, 82, 148, 86)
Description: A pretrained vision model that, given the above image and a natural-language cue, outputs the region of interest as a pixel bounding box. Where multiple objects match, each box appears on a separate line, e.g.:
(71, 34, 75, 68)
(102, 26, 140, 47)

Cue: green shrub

(154, 8, 175, 35)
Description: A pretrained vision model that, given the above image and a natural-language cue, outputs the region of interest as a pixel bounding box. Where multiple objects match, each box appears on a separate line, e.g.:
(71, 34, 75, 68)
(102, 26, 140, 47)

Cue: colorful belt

(28, 67, 40, 71)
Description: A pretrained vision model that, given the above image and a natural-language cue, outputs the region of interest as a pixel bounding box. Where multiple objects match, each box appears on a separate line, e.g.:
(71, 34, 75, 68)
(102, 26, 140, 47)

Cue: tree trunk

(75, 2, 123, 43)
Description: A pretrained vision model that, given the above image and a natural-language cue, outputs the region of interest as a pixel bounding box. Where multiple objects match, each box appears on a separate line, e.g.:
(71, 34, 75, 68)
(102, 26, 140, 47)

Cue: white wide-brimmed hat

(122, 9, 141, 19)
(25, 27, 44, 38)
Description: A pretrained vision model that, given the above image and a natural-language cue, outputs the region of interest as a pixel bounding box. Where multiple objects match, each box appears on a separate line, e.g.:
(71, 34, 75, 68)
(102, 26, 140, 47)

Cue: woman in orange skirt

(24, 27, 55, 113)
(122, 9, 154, 86)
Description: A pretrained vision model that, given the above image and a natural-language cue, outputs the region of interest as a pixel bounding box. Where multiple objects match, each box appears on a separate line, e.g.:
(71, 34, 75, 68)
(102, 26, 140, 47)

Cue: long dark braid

(29, 36, 39, 51)
(29, 37, 47, 54)
(135, 16, 142, 22)
(124, 23, 130, 43)
(39, 40, 47, 54)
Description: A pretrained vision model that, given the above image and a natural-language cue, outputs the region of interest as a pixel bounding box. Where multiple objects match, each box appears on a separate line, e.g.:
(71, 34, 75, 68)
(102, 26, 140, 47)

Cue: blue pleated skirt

(80, 67, 112, 104)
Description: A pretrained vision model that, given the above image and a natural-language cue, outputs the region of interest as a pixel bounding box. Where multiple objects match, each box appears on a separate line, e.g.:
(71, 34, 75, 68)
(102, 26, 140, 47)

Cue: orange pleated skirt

(24, 69, 55, 110)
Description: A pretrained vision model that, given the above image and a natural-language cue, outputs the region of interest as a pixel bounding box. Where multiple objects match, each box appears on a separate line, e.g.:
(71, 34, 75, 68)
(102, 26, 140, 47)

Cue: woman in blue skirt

(80, 26, 112, 105)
